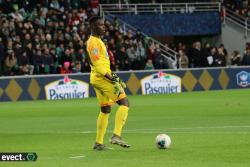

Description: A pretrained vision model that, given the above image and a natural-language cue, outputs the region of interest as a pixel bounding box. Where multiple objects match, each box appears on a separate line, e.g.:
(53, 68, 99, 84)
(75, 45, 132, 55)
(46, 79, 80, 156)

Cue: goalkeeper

(86, 16, 130, 150)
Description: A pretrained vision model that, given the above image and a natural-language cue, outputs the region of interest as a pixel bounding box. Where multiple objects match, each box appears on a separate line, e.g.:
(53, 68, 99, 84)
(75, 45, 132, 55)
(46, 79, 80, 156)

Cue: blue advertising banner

(0, 67, 250, 102)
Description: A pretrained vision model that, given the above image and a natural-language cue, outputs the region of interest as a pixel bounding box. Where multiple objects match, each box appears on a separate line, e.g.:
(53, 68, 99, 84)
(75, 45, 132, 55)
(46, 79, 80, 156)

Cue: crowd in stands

(174, 41, 250, 69)
(223, 0, 250, 17)
(0, 0, 95, 76)
(0, 0, 249, 77)
(0, 0, 169, 76)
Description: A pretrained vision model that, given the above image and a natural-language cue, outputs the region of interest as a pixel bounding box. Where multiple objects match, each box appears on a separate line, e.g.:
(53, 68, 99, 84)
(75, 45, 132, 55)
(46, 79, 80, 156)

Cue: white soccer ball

(155, 134, 171, 149)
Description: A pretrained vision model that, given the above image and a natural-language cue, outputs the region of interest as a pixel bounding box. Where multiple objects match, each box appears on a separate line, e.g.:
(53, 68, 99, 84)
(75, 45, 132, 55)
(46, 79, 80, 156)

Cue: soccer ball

(155, 134, 171, 149)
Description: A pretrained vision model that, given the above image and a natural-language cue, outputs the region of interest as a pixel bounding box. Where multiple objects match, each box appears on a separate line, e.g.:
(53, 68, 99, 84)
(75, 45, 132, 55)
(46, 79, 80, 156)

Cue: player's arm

(88, 43, 109, 76)
(87, 45, 113, 82)
(88, 43, 125, 94)
(104, 73, 113, 81)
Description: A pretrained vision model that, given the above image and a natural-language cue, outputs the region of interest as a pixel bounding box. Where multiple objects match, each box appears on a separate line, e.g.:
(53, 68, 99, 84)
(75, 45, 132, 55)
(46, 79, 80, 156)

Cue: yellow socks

(96, 112, 109, 144)
(96, 105, 129, 144)
(114, 105, 129, 136)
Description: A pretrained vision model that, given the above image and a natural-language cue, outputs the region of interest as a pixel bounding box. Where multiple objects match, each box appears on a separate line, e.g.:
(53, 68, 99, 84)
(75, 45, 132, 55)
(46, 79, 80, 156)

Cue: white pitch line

(139, 131, 250, 134)
(1, 125, 250, 135)
(166, 125, 250, 130)
(69, 155, 85, 159)
(1, 131, 250, 135)
(0, 131, 250, 134)
(123, 126, 250, 131)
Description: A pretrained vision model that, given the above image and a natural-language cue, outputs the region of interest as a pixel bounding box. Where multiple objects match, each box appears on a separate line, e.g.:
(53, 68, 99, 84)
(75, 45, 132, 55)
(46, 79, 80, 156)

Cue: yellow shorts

(92, 79, 126, 107)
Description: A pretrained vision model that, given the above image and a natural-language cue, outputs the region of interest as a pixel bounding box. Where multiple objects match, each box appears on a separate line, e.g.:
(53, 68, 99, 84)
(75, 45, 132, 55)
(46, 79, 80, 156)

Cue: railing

(99, 2, 221, 69)
(100, 2, 220, 14)
(224, 8, 250, 37)
(103, 12, 178, 68)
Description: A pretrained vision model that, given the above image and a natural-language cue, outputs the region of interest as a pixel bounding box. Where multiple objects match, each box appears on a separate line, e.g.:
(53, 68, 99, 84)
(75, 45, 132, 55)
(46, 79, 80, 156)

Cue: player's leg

(94, 80, 131, 148)
(95, 106, 110, 143)
(110, 97, 130, 148)
(114, 97, 129, 137)
(93, 87, 112, 150)
(93, 106, 111, 150)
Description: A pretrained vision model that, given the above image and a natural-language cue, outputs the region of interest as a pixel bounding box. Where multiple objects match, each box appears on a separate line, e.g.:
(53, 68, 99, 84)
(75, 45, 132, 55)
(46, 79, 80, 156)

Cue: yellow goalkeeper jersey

(86, 35, 111, 83)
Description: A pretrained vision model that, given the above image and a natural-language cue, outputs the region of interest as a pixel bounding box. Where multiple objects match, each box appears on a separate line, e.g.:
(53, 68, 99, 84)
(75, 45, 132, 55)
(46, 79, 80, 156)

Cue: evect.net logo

(0, 153, 37, 162)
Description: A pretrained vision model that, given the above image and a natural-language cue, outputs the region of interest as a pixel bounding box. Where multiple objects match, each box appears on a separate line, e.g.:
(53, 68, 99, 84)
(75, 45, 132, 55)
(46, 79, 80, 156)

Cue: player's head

(89, 16, 105, 36)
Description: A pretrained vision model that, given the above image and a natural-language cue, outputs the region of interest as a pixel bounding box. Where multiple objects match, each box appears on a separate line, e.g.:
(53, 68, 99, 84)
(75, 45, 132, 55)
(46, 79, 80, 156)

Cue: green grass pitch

(0, 89, 250, 167)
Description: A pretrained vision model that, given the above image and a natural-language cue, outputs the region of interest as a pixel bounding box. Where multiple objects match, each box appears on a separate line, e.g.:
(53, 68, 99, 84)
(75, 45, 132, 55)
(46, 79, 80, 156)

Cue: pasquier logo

(141, 71, 182, 95)
(44, 75, 89, 100)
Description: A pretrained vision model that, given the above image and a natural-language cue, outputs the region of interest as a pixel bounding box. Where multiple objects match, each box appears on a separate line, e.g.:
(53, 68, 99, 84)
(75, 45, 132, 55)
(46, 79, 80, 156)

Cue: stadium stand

(0, 0, 172, 76)
(0, 0, 249, 77)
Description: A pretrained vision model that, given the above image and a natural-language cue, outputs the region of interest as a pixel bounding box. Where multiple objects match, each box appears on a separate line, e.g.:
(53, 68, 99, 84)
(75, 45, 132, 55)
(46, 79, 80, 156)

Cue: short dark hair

(89, 16, 102, 26)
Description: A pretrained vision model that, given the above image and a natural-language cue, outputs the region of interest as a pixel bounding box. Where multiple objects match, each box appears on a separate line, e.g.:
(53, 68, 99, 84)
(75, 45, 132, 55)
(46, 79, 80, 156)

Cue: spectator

(73, 61, 82, 73)
(61, 48, 73, 66)
(154, 44, 168, 69)
(135, 31, 143, 42)
(18, 51, 34, 75)
(50, 0, 60, 11)
(112, 17, 120, 30)
(4, 50, 17, 76)
(219, 44, 228, 63)
(56, 43, 65, 64)
(207, 47, 217, 67)
(202, 42, 211, 66)
(60, 61, 72, 74)
(242, 47, 250, 65)
(10, 10, 23, 21)
(90, 0, 100, 15)
(25, 42, 34, 65)
(107, 45, 116, 71)
(117, 46, 130, 71)
(192, 41, 206, 68)
(43, 48, 55, 74)
(59, 0, 70, 11)
(216, 47, 227, 66)
(135, 41, 146, 69)
(13, 42, 22, 61)
(187, 42, 195, 68)
(33, 49, 45, 74)
(76, 48, 89, 72)
(147, 43, 155, 61)
(231, 50, 241, 66)
(144, 59, 154, 70)
(2, 0, 15, 13)
(178, 49, 189, 69)
(126, 45, 137, 70)
(108, 38, 117, 55)
(79, 8, 88, 21)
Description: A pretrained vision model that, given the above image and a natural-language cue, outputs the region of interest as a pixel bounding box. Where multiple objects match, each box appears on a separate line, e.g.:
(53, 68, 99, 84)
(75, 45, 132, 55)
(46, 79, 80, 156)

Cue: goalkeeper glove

(111, 72, 126, 95)
(113, 81, 122, 96)
(111, 72, 126, 89)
